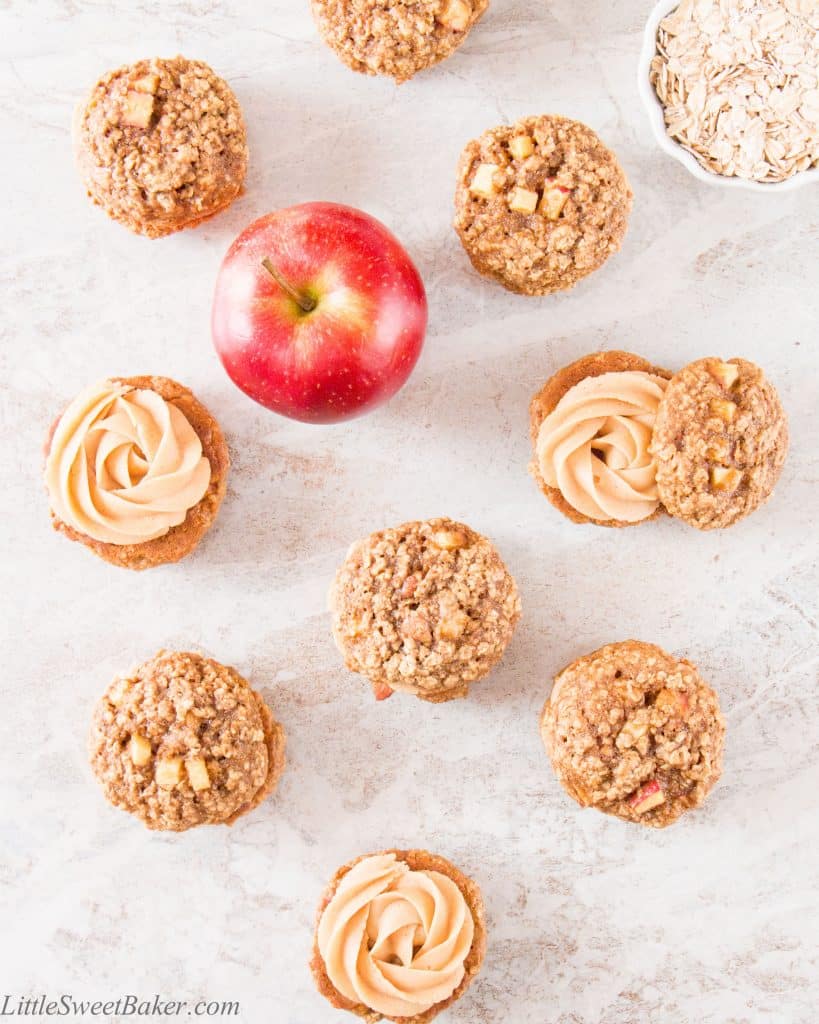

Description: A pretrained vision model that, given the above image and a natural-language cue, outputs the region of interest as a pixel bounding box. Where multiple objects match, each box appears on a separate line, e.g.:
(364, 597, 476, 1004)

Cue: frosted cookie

(540, 640, 725, 828)
(310, 0, 489, 84)
(310, 850, 486, 1022)
(529, 350, 672, 527)
(44, 376, 229, 570)
(89, 651, 286, 832)
(454, 115, 632, 295)
(651, 357, 788, 530)
(74, 56, 247, 237)
(329, 517, 520, 702)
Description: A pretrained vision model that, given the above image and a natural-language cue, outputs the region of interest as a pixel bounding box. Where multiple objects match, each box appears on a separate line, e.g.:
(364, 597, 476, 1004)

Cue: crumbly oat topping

(454, 116, 632, 296)
(75, 56, 248, 238)
(89, 651, 285, 831)
(310, 0, 489, 83)
(651, 357, 788, 530)
(650, 0, 819, 183)
(329, 518, 521, 701)
(541, 640, 725, 828)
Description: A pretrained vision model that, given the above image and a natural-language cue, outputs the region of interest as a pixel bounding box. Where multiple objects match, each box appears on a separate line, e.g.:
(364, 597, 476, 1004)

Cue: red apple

(211, 203, 428, 423)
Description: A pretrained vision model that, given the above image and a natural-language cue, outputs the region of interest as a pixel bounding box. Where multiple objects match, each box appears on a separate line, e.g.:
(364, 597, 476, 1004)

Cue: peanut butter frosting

(316, 853, 475, 1018)
(45, 380, 211, 546)
(535, 370, 668, 523)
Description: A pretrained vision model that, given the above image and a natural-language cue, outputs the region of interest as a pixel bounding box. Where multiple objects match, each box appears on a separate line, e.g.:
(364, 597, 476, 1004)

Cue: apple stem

(261, 257, 317, 313)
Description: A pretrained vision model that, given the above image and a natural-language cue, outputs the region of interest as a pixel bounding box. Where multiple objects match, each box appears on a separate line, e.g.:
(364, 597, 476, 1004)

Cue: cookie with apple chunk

(329, 517, 521, 702)
(540, 640, 725, 828)
(74, 55, 247, 238)
(89, 651, 286, 832)
(454, 114, 632, 295)
(651, 357, 788, 531)
(310, 0, 489, 83)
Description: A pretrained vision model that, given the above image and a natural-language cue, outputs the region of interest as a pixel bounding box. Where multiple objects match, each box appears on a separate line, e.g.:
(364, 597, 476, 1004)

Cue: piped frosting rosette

(316, 852, 475, 1018)
(45, 380, 211, 545)
(535, 370, 668, 523)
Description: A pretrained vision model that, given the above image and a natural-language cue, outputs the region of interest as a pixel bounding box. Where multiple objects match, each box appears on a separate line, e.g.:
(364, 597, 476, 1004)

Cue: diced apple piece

(654, 688, 689, 717)
(185, 757, 211, 792)
(433, 529, 468, 550)
(438, 0, 471, 30)
(710, 465, 743, 492)
(539, 181, 571, 220)
(710, 398, 737, 423)
(708, 360, 739, 389)
(132, 73, 160, 95)
(628, 779, 666, 814)
(508, 187, 539, 215)
(469, 163, 500, 198)
(509, 135, 535, 160)
(121, 90, 154, 128)
(155, 757, 183, 789)
(373, 682, 394, 702)
(129, 733, 152, 767)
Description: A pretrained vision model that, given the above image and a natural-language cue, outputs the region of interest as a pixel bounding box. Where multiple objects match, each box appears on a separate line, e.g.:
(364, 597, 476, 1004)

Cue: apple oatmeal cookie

(329, 517, 521, 702)
(541, 640, 725, 828)
(651, 357, 789, 530)
(454, 115, 632, 295)
(74, 56, 248, 238)
(310, 0, 489, 83)
(89, 651, 286, 832)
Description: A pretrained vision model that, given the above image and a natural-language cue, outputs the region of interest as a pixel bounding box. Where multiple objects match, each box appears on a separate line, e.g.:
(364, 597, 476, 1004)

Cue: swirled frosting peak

(45, 380, 211, 545)
(317, 853, 474, 1018)
(536, 370, 668, 523)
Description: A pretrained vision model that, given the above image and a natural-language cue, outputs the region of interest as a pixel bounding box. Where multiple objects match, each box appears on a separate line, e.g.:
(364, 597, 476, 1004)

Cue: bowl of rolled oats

(639, 0, 819, 191)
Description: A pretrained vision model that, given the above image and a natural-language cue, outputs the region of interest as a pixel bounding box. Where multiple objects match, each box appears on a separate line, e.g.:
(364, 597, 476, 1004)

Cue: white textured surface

(1, 2, 818, 1023)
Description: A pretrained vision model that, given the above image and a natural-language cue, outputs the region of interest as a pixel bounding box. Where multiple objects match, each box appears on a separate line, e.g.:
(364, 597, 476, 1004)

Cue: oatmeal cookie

(541, 640, 725, 828)
(74, 56, 248, 237)
(44, 376, 229, 571)
(529, 351, 672, 527)
(89, 651, 286, 832)
(329, 518, 520, 702)
(310, 0, 489, 84)
(651, 357, 788, 530)
(454, 115, 632, 295)
(310, 849, 486, 1023)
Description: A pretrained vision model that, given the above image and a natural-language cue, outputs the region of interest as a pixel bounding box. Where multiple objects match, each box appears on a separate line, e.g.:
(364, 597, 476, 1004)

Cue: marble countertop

(2, 2, 818, 1022)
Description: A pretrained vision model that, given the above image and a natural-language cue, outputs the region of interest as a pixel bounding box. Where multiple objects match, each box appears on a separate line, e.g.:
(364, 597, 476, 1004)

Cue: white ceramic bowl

(638, 0, 819, 193)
